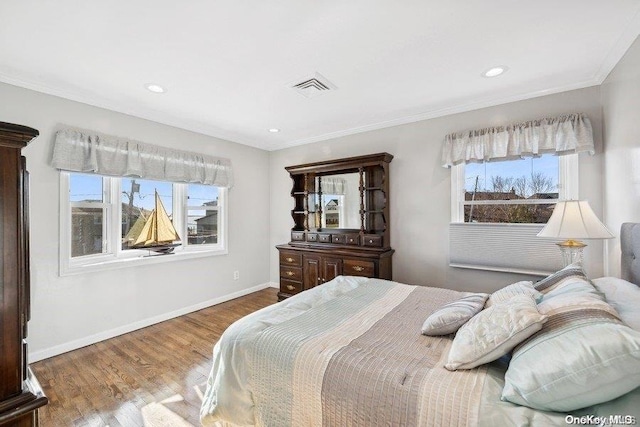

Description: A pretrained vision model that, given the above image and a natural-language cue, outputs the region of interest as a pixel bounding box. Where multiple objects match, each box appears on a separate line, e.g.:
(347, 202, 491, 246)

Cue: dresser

(277, 153, 394, 300)
(0, 122, 47, 426)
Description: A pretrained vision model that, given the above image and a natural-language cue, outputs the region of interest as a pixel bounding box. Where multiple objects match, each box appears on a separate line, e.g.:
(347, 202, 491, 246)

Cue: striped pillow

(485, 281, 542, 308)
(533, 262, 586, 294)
(502, 279, 640, 412)
(421, 293, 489, 336)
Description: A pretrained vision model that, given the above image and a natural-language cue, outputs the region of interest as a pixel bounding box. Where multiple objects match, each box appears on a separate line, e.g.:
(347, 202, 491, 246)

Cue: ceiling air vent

(290, 73, 337, 98)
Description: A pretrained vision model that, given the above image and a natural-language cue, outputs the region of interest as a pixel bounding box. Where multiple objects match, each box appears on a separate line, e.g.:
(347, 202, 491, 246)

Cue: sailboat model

(132, 191, 181, 254)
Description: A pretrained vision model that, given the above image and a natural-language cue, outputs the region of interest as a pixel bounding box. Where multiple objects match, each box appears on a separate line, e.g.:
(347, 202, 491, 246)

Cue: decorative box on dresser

(276, 153, 394, 301)
(0, 123, 47, 426)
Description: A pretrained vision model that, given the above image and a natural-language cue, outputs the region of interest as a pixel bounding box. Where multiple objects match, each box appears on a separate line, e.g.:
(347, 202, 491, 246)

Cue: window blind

(449, 223, 563, 275)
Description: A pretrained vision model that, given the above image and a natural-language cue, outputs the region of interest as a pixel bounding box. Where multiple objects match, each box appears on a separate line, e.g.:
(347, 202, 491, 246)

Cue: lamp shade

(537, 200, 614, 239)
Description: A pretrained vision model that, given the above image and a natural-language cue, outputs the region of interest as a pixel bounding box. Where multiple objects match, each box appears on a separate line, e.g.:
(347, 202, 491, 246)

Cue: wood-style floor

(31, 287, 278, 427)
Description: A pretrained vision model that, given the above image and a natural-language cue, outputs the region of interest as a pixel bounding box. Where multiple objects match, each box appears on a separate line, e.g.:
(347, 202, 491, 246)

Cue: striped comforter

(200, 276, 617, 426)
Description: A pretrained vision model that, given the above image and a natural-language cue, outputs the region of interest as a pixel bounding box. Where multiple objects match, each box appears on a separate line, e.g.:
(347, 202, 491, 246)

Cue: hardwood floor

(31, 288, 278, 427)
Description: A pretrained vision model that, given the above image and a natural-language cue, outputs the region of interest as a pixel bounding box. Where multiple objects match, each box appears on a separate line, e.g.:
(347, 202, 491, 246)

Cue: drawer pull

(349, 238, 354, 242)
(286, 271, 295, 276)
(369, 239, 373, 243)
(352, 265, 365, 272)
(286, 257, 294, 262)
(286, 285, 295, 291)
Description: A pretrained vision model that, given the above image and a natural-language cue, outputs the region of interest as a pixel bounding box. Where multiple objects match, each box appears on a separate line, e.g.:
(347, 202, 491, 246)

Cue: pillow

(444, 294, 547, 371)
(592, 277, 640, 331)
(534, 262, 586, 294)
(502, 282, 640, 412)
(421, 293, 489, 336)
(485, 281, 542, 308)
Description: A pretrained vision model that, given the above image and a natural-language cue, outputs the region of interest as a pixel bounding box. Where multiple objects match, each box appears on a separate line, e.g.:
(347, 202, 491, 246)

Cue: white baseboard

(30, 282, 276, 363)
(268, 281, 279, 288)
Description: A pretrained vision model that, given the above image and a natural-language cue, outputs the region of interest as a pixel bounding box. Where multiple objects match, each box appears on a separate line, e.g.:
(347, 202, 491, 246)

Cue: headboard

(621, 222, 640, 286)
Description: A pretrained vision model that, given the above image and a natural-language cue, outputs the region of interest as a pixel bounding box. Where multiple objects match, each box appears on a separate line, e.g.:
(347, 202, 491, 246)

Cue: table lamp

(537, 200, 613, 266)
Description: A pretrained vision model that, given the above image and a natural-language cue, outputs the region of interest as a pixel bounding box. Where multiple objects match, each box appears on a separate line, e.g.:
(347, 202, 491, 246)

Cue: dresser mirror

(307, 172, 361, 230)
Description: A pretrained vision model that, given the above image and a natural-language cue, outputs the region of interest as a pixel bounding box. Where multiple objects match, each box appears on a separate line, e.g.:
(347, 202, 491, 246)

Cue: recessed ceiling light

(268, 128, 280, 133)
(482, 66, 508, 78)
(145, 83, 166, 93)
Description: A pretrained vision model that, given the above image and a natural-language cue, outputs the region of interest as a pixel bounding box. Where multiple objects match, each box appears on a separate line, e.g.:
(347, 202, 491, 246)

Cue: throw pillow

(421, 293, 489, 336)
(533, 262, 586, 294)
(592, 276, 640, 331)
(502, 283, 640, 412)
(445, 294, 547, 371)
(485, 281, 542, 308)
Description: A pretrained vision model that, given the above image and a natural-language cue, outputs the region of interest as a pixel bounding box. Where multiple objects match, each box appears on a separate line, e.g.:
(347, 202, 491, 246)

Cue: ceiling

(1, 1, 639, 151)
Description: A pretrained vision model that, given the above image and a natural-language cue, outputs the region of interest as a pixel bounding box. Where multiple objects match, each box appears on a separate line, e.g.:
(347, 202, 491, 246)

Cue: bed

(200, 224, 640, 426)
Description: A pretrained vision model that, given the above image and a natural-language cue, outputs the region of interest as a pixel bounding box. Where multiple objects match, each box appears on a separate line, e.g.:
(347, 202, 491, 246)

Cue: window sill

(60, 247, 228, 277)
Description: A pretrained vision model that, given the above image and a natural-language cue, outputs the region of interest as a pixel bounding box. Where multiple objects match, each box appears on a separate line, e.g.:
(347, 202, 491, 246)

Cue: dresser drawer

(280, 266, 302, 281)
(363, 234, 383, 248)
(344, 259, 375, 277)
(279, 251, 302, 267)
(307, 233, 318, 242)
(291, 231, 305, 241)
(331, 234, 346, 244)
(345, 233, 360, 245)
(280, 279, 303, 295)
(318, 233, 331, 243)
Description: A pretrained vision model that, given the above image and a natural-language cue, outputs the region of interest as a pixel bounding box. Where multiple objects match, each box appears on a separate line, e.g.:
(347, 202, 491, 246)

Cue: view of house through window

(463, 154, 559, 223)
(187, 183, 219, 244)
(67, 173, 223, 262)
(70, 174, 107, 257)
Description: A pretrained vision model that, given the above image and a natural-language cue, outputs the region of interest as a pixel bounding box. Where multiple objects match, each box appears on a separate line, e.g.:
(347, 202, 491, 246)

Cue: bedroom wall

(269, 86, 605, 293)
(602, 35, 640, 277)
(0, 82, 272, 361)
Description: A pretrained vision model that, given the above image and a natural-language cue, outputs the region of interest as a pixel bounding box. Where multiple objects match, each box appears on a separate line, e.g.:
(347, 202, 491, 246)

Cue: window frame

(450, 153, 579, 223)
(448, 153, 579, 276)
(59, 172, 228, 276)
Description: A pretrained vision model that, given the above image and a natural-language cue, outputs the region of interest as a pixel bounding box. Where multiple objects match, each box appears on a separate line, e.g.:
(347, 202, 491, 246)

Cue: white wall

(0, 82, 271, 360)
(270, 86, 605, 293)
(602, 35, 640, 277)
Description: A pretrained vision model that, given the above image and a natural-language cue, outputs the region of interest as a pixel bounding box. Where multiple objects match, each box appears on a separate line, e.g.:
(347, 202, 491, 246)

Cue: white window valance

(320, 177, 346, 195)
(441, 113, 594, 168)
(51, 128, 233, 188)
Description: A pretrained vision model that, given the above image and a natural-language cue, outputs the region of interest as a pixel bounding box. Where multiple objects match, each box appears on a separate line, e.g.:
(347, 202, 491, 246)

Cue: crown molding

(0, 72, 265, 149)
(0, 62, 623, 153)
(266, 77, 601, 151)
(592, 7, 640, 84)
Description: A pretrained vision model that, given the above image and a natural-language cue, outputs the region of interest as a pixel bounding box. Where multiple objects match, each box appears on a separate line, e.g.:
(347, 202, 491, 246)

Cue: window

(449, 154, 578, 275)
(462, 154, 559, 224)
(451, 154, 578, 223)
(443, 113, 592, 275)
(186, 183, 220, 245)
(61, 172, 227, 275)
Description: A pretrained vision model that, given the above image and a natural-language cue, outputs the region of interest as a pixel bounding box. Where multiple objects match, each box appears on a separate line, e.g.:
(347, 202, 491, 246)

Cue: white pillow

(445, 294, 547, 371)
(485, 281, 542, 308)
(592, 277, 640, 331)
(421, 293, 489, 336)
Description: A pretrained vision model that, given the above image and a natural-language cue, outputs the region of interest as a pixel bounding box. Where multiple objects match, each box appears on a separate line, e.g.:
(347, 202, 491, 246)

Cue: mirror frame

(285, 153, 393, 247)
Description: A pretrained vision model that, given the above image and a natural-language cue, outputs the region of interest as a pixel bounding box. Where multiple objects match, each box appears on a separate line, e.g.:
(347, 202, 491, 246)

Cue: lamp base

(556, 239, 587, 267)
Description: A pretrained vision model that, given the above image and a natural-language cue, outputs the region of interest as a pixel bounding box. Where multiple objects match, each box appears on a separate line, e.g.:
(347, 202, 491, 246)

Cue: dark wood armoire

(0, 122, 47, 426)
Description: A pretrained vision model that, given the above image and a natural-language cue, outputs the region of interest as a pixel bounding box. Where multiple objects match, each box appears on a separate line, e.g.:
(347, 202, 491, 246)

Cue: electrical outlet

(233, 271, 239, 280)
